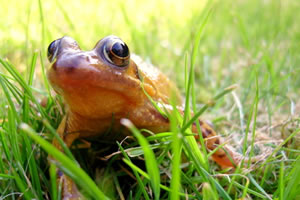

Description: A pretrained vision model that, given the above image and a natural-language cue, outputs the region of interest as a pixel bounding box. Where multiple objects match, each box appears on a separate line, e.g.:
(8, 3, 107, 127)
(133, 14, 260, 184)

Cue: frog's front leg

(51, 116, 81, 200)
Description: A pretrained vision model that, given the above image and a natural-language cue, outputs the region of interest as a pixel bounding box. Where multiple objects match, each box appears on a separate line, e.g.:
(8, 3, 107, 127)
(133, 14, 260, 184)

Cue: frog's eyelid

(103, 44, 113, 64)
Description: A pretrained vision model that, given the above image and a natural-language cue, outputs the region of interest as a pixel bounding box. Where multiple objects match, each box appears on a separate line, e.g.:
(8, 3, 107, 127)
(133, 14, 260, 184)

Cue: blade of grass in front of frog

(123, 141, 170, 158)
(0, 72, 23, 105)
(0, 74, 19, 123)
(181, 84, 237, 133)
(182, 7, 213, 125)
(40, 52, 54, 105)
(122, 158, 194, 199)
(117, 142, 150, 200)
(283, 155, 300, 200)
(140, 81, 168, 119)
(189, 20, 211, 169)
(143, 131, 172, 141)
(6, 100, 22, 163)
(6, 109, 38, 198)
(169, 97, 183, 200)
(182, 137, 230, 200)
(0, 124, 12, 162)
(0, 143, 6, 173)
(49, 163, 58, 200)
(121, 119, 160, 200)
(0, 58, 50, 121)
(21, 121, 44, 198)
(42, 120, 77, 162)
(190, 53, 209, 170)
(181, 8, 214, 170)
(23, 51, 38, 123)
(1, 60, 44, 198)
(20, 123, 110, 200)
(272, 158, 284, 199)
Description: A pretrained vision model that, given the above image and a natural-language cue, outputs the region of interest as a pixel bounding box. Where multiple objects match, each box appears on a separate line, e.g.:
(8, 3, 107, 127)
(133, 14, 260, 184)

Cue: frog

(47, 35, 239, 199)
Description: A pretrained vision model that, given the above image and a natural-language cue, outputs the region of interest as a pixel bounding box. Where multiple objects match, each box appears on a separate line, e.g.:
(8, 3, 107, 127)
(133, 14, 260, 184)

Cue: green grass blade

(117, 142, 150, 200)
(22, 130, 43, 199)
(182, 137, 230, 200)
(181, 84, 237, 132)
(248, 174, 272, 200)
(0, 58, 50, 121)
(49, 163, 58, 200)
(0, 174, 14, 179)
(23, 51, 38, 123)
(122, 158, 193, 198)
(278, 160, 284, 200)
(121, 119, 160, 200)
(43, 120, 77, 162)
(284, 155, 300, 200)
(20, 123, 110, 200)
(169, 100, 182, 200)
(12, 169, 34, 200)
(202, 182, 218, 200)
(183, 7, 213, 125)
(247, 72, 259, 167)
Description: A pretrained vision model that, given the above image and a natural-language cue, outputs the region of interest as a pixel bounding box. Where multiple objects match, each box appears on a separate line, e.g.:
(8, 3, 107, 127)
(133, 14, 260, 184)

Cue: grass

(1, 0, 300, 199)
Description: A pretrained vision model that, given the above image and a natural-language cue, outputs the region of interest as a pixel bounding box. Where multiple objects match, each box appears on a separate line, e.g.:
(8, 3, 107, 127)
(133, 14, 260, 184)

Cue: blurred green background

(1, 0, 299, 104)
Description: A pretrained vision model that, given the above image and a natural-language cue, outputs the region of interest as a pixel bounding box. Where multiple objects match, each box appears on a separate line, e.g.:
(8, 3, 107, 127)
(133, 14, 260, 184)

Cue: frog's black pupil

(111, 42, 129, 58)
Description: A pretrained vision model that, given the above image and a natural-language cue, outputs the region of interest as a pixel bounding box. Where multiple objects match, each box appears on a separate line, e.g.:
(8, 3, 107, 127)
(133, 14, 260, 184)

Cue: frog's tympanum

(47, 36, 240, 199)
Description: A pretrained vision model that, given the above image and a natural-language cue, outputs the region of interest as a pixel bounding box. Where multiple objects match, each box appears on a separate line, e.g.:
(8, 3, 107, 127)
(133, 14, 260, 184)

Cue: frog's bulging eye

(101, 37, 130, 67)
(111, 42, 129, 58)
(47, 39, 61, 63)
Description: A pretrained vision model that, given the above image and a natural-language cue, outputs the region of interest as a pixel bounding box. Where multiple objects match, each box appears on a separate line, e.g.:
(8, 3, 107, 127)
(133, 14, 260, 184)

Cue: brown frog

(47, 35, 238, 199)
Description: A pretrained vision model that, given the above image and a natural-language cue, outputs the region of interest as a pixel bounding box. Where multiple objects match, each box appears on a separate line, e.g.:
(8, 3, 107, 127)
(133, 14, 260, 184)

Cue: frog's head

(47, 36, 155, 118)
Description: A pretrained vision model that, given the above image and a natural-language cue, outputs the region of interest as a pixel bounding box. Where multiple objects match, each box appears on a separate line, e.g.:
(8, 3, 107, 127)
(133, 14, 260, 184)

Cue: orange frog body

(47, 35, 237, 198)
